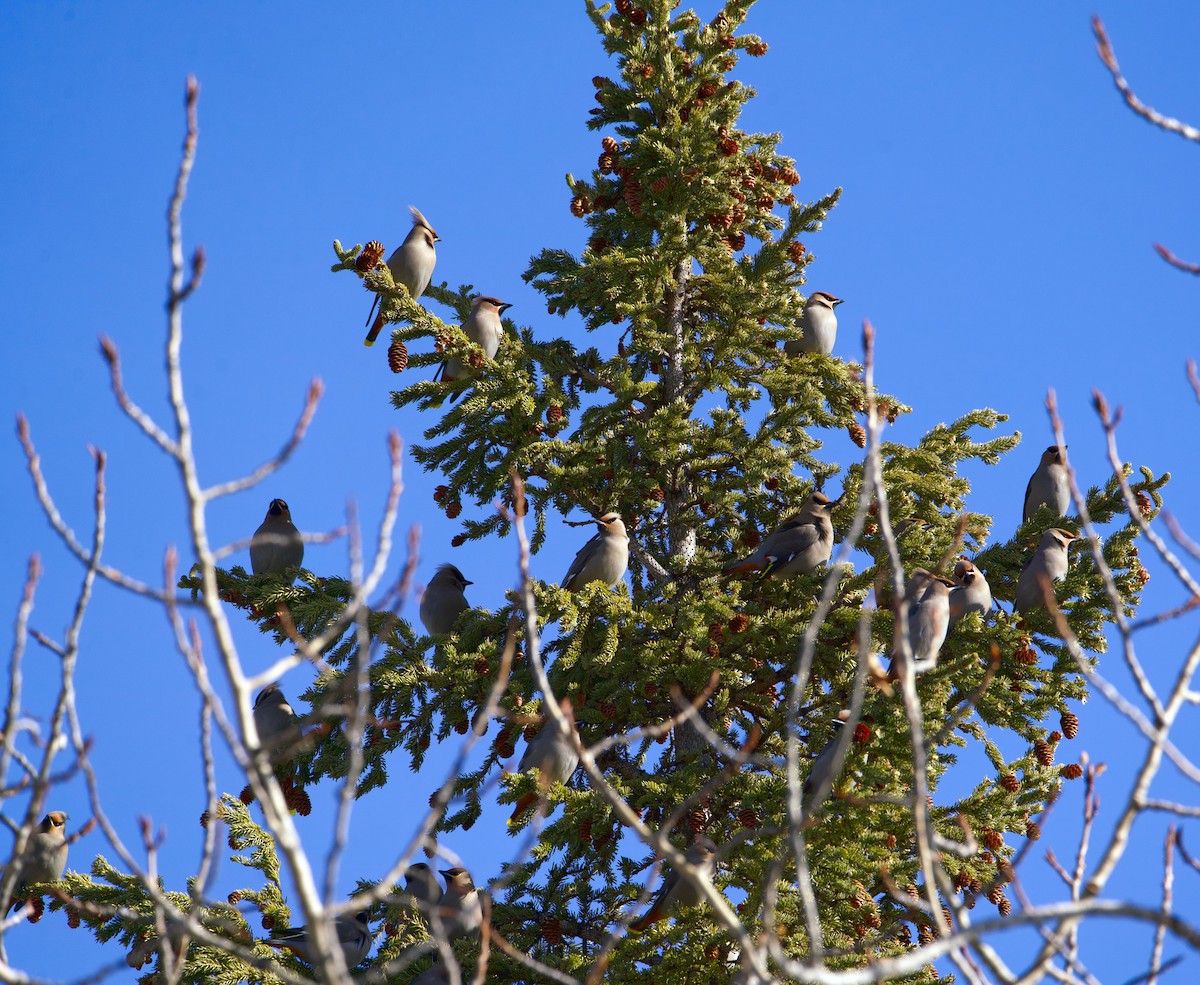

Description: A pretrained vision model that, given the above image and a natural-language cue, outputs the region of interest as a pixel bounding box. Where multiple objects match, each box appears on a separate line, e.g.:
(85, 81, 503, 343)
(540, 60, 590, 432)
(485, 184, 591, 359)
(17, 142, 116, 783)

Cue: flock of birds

(2, 205, 1084, 978)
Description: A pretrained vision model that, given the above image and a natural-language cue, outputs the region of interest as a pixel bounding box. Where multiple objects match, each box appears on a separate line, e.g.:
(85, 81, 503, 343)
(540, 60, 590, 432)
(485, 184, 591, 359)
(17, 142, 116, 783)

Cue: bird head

(409, 205, 440, 243)
(267, 499, 291, 518)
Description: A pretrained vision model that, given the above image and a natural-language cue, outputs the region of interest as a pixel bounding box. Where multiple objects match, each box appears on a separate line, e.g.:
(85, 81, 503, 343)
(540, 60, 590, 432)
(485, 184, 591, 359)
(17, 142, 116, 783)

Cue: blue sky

(4, 1, 1200, 980)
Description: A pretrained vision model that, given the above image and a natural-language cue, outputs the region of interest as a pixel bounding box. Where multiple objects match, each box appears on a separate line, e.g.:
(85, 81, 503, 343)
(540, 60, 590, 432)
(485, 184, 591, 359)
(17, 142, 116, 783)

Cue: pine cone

(729, 613, 750, 633)
(474, 656, 491, 676)
(643, 682, 659, 698)
(1049, 729, 1063, 743)
(387, 338, 408, 373)
(727, 231, 746, 251)
(541, 916, 564, 946)
(451, 533, 467, 547)
(719, 34, 737, 49)
(629, 6, 647, 25)
(848, 422, 866, 447)
(1060, 711, 1079, 739)
(1025, 820, 1041, 841)
(982, 828, 1004, 851)
(578, 818, 593, 843)
(787, 241, 806, 263)
(66, 908, 81, 929)
(356, 240, 385, 272)
(739, 807, 759, 829)
(445, 500, 462, 519)
(433, 484, 449, 503)
(747, 41, 769, 56)
(570, 196, 588, 217)
(1136, 490, 1153, 517)
(598, 152, 615, 174)
(1015, 640, 1038, 665)
(985, 882, 1004, 905)
(718, 137, 739, 156)
(1063, 763, 1083, 780)
(601, 136, 619, 154)
(1137, 566, 1151, 586)
(599, 700, 618, 720)
(592, 75, 609, 89)
(853, 723, 871, 745)
(764, 476, 780, 490)
(1000, 773, 1020, 793)
(1034, 739, 1054, 767)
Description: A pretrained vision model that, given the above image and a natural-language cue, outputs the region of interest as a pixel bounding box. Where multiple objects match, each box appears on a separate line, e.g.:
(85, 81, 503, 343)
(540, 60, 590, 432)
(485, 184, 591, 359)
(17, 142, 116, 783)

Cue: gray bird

(419, 564, 472, 636)
(265, 910, 373, 967)
(890, 575, 955, 675)
(404, 862, 442, 915)
(250, 499, 304, 577)
(722, 493, 834, 578)
(1023, 445, 1071, 522)
(561, 513, 629, 591)
(630, 836, 717, 931)
(436, 295, 511, 389)
(784, 291, 843, 356)
(948, 558, 993, 628)
(4, 811, 69, 914)
(803, 719, 847, 807)
(1015, 527, 1078, 615)
(509, 719, 581, 821)
(365, 206, 439, 345)
(253, 684, 303, 767)
(435, 867, 483, 940)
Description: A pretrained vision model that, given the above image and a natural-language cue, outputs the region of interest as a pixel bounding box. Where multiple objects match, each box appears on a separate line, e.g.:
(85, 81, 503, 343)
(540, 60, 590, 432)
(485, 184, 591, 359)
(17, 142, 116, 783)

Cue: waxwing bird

(871, 519, 932, 610)
(435, 867, 483, 940)
(948, 558, 993, 628)
(803, 719, 847, 808)
(561, 513, 629, 591)
(404, 863, 442, 915)
(4, 812, 69, 915)
(250, 499, 304, 577)
(436, 295, 511, 392)
(1015, 528, 1078, 615)
(889, 575, 955, 675)
(722, 493, 834, 579)
(253, 684, 303, 766)
(364, 206, 439, 346)
(1023, 445, 1071, 522)
(509, 719, 581, 821)
(784, 291, 843, 356)
(266, 910, 373, 967)
(419, 564, 472, 636)
(630, 836, 717, 932)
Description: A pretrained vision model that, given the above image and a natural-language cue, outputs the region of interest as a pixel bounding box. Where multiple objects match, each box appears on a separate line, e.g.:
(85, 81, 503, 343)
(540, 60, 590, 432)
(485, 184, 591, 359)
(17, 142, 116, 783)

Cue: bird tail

(509, 791, 538, 823)
(365, 308, 385, 346)
(629, 905, 664, 932)
(720, 558, 762, 578)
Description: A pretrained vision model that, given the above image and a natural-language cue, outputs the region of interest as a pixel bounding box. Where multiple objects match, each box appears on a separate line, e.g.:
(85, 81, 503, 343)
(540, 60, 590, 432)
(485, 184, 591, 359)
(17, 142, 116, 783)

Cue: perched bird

(784, 291, 843, 356)
(419, 564, 472, 636)
(253, 684, 303, 766)
(803, 719, 847, 807)
(250, 499, 304, 577)
(630, 836, 717, 931)
(365, 206, 439, 346)
(948, 558, 993, 628)
(1015, 528, 1078, 615)
(436, 295, 511, 391)
(561, 513, 629, 591)
(1023, 445, 1071, 522)
(266, 910, 373, 967)
(435, 867, 483, 940)
(509, 719, 581, 821)
(4, 812, 69, 914)
(721, 493, 834, 578)
(890, 575, 955, 675)
(403, 863, 442, 915)
(870, 519, 932, 610)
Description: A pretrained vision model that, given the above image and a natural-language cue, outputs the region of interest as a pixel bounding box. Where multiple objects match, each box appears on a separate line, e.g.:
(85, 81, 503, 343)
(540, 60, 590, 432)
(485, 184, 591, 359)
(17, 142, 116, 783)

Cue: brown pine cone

(601, 136, 619, 153)
(787, 241, 806, 262)
(717, 137, 739, 156)
(739, 807, 759, 829)
(747, 41, 769, 56)
(1034, 739, 1054, 767)
(1000, 773, 1020, 793)
(445, 500, 462, 519)
(541, 916, 564, 946)
(848, 422, 866, 447)
(1025, 820, 1041, 841)
(598, 152, 615, 174)
(356, 240, 385, 272)
(729, 613, 750, 633)
(474, 656, 491, 676)
(387, 338, 408, 373)
(1060, 711, 1079, 739)
(433, 484, 449, 503)
(1063, 763, 1083, 780)
(853, 723, 872, 745)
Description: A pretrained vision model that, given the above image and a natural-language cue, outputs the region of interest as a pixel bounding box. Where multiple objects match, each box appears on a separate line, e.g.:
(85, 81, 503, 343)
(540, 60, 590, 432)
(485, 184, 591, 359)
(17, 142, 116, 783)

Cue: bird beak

(464, 579, 474, 586)
(500, 303, 513, 315)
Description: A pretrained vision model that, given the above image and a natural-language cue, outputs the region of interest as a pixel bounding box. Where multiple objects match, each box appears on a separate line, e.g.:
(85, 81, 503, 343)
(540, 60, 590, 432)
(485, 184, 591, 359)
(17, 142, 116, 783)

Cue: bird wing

(561, 533, 601, 588)
(759, 522, 819, 577)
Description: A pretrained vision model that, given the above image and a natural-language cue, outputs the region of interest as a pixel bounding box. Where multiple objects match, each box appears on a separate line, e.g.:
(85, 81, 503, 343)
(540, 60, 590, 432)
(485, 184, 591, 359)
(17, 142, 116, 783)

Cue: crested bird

(1015, 527, 1078, 615)
(722, 493, 834, 579)
(948, 558, 992, 628)
(508, 719, 580, 822)
(364, 206, 439, 346)
(784, 291, 843, 356)
(419, 564, 472, 636)
(1023, 445, 1070, 522)
(630, 836, 717, 931)
(265, 909, 373, 968)
(435, 296, 511, 397)
(561, 513, 629, 591)
(4, 812, 69, 915)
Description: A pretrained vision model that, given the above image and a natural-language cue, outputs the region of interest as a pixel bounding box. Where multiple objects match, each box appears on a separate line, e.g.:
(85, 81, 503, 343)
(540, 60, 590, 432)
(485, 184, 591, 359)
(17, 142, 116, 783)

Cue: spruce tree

(56, 2, 1166, 983)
